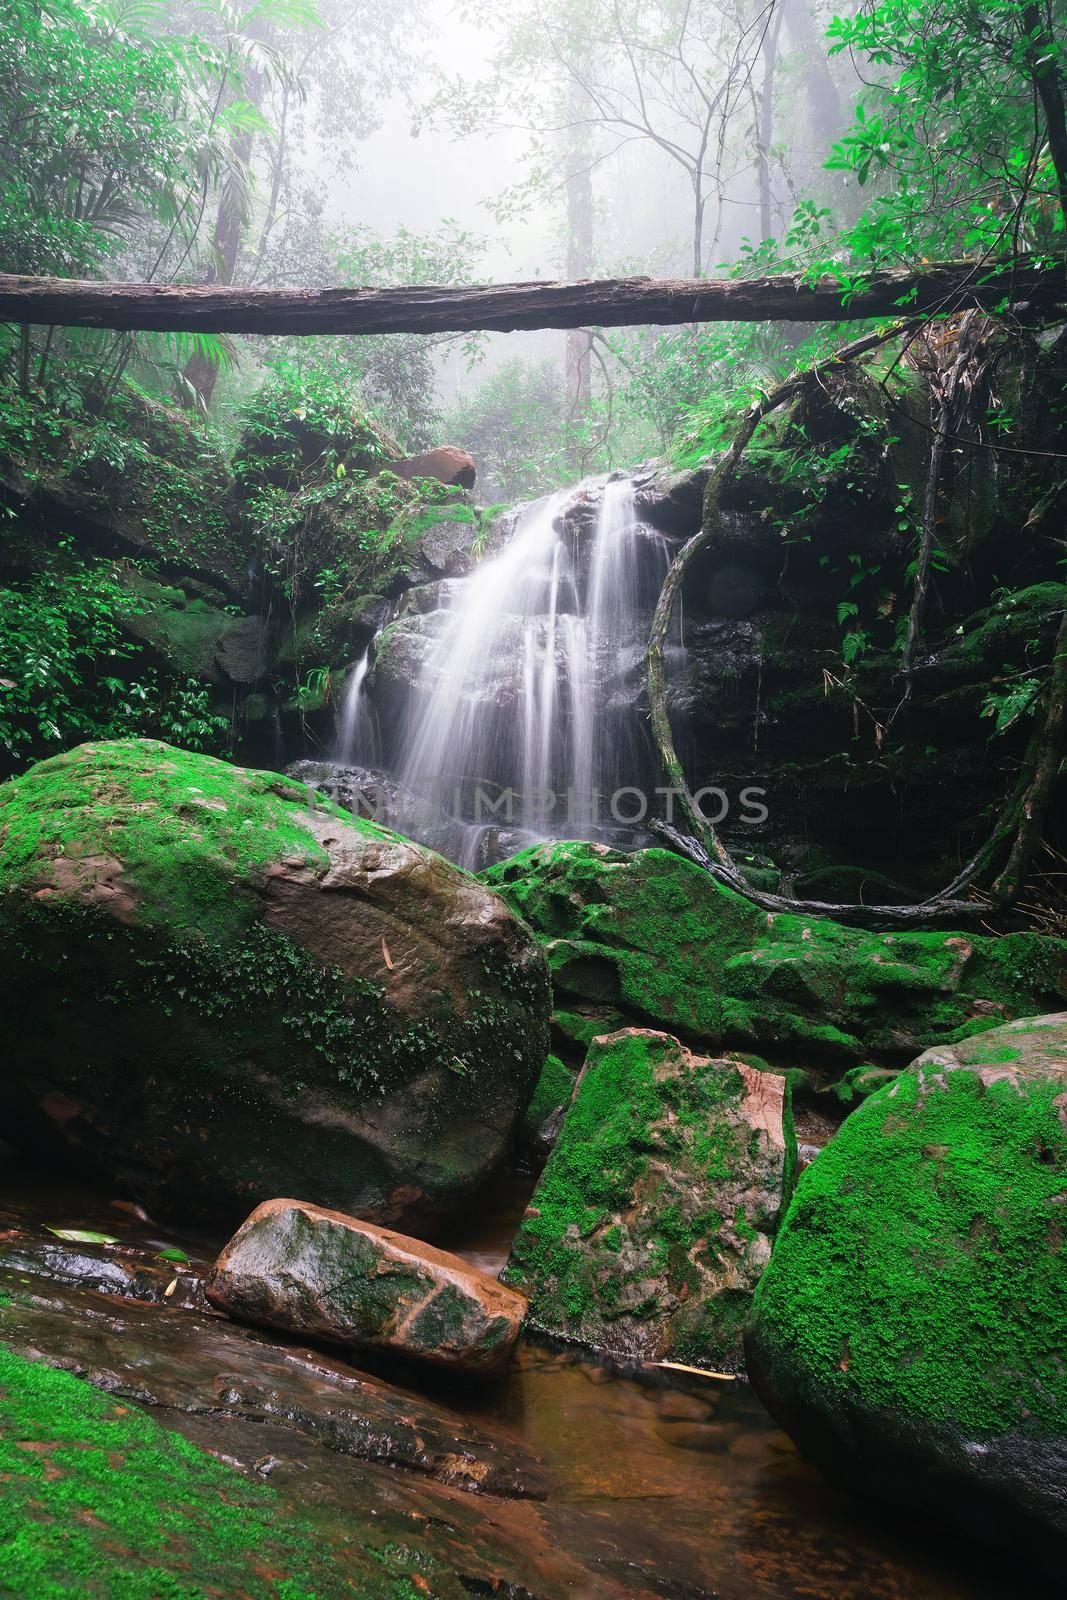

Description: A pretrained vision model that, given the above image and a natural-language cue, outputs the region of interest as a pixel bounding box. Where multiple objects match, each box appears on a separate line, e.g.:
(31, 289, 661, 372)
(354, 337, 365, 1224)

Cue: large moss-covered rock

(484, 841, 1067, 1066)
(745, 1013, 1067, 1575)
(0, 739, 550, 1230)
(505, 1029, 794, 1369)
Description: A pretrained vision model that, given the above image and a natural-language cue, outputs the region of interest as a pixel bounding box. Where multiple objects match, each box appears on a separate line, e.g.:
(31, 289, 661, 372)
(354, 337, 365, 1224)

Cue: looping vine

(646, 317, 1067, 928)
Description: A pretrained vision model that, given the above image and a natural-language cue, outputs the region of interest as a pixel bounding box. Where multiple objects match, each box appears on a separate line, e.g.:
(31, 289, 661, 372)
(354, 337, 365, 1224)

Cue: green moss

(520, 1053, 576, 1145)
(0, 738, 385, 946)
(0, 740, 549, 1219)
(0, 1346, 421, 1597)
(486, 842, 764, 1045)
(487, 841, 1067, 1069)
(507, 1029, 792, 1367)
(748, 1054, 1067, 1437)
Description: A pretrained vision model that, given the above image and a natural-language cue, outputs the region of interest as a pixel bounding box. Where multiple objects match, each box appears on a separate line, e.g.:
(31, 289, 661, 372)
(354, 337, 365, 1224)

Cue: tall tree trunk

(784, 0, 841, 151)
(563, 75, 595, 465)
(756, 0, 787, 241)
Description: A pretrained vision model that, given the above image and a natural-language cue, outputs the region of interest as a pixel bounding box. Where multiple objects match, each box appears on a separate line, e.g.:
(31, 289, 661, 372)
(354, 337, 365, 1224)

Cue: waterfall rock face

(745, 1014, 1067, 1577)
(505, 1029, 794, 1369)
(0, 739, 550, 1231)
(206, 1197, 527, 1373)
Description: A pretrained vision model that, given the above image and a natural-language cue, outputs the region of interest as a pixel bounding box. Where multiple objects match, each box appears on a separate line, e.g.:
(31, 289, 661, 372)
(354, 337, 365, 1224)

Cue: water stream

(0, 1153, 1048, 1600)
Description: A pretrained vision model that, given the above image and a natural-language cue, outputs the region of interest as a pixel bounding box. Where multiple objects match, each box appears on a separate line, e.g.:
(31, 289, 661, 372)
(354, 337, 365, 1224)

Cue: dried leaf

(164, 1278, 178, 1298)
(381, 936, 394, 970)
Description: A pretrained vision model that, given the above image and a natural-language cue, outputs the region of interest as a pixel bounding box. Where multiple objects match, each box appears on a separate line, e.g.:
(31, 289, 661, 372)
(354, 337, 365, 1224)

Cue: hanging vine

(646, 317, 1067, 927)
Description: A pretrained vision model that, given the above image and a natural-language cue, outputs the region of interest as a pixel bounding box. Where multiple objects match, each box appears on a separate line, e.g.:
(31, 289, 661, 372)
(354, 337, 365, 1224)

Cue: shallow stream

(0, 1150, 1051, 1600)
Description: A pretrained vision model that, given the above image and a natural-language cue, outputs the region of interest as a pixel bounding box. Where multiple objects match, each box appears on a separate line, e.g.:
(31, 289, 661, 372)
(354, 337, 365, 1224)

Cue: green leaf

(47, 1227, 119, 1245)
(156, 1247, 191, 1263)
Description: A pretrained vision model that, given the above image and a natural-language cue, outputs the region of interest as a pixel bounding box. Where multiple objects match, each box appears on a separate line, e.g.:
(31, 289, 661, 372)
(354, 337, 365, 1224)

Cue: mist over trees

(4, 0, 1060, 491)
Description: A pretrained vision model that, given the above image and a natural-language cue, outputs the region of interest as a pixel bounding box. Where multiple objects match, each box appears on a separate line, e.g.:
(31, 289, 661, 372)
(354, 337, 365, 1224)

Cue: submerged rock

(506, 1029, 794, 1369)
(745, 1013, 1067, 1576)
(207, 1198, 527, 1374)
(484, 840, 1067, 1067)
(0, 739, 550, 1231)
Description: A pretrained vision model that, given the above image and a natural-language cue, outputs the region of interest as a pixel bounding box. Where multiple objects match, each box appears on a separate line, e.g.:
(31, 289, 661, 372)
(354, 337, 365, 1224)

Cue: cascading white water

(336, 648, 377, 765)
(392, 474, 672, 842)
(397, 489, 568, 823)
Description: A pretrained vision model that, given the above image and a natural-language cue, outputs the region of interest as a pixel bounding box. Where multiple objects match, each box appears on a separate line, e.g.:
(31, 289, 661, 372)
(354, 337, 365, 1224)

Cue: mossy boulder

(745, 1013, 1067, 1575)
(0, 739, 550, 1231)
(206, 1197, 527, 1373)
(484, 841, 1067, 1067)
(505, 1028, 795, 1369)
(519, 1051, 578, 1161)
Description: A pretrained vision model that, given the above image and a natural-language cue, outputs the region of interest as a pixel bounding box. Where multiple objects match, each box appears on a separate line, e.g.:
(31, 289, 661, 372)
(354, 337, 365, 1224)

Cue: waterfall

(314, 473, 677, 863)
(397, 490, 568, 824)
(336, 649, 377, 765)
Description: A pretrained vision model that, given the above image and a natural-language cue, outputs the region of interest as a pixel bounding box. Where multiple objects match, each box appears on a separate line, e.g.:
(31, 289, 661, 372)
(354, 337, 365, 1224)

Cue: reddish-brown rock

(206, 1198, 527, 1373)
(395, 445, 476, 488)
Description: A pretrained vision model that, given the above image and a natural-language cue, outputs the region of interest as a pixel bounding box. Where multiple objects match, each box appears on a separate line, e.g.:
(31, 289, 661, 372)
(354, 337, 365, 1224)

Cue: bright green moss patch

(520, 1053, 576, 1147)
(486, 842, 763, 1044)
(747, 1023, 1067, 1438)
(485, 841, 1067, 1069)
(506, 1029, 792, 1368)
(0, 738, 385, 945)
(0, 1346, 419, 1598)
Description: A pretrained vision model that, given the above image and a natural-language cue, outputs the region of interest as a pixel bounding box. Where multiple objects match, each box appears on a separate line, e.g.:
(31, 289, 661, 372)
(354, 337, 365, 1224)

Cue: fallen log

(0, 258, 1062, 335)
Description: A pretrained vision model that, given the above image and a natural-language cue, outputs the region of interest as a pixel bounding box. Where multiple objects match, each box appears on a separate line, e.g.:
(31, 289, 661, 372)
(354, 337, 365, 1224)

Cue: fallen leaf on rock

(46, 1228, 119, 1245)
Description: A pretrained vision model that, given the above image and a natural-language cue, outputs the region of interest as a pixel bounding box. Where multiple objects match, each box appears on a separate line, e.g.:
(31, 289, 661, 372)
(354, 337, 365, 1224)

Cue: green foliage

(981, 674, 1042, 734)
(0, 550, 229, 765)
(0, 0, 204, 277)
(824, 0, 1065, 265)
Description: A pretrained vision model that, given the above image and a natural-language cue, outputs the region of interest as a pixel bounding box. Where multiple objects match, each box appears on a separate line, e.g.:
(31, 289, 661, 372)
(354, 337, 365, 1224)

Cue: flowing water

(336, 647, 377, 766)
(330, 475, 675, 859)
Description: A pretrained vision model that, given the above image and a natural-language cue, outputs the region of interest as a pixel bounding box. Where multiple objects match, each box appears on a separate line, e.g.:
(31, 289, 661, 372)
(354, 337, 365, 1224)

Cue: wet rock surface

(0, 1153, 1055, 1600)
(0, 739, 550, 1233)
(206, 1198, 527, 1373)
(507, 1030, 794, 1369)
(746, 1012, 1067, 1578)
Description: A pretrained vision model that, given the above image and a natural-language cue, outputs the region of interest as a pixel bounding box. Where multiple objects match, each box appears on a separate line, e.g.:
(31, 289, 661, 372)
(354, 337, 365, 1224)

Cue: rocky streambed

(0, 736, 1064, 1596)
(0, 1148, 1053, 1600)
